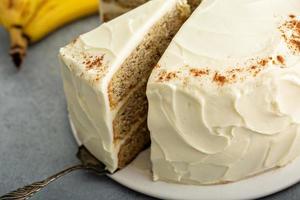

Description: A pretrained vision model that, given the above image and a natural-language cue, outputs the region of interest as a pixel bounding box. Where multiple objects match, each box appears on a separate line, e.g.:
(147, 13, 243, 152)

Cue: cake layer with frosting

(147, 0, 300, 184)
(60, 0, 190, 172)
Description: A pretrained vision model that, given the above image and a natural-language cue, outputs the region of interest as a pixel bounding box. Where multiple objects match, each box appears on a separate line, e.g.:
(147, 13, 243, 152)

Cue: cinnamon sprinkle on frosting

(289, 14, 296, 19)
(85, 55, 105, 70)
(157, 70, 178, 82)
(279, 16, 300, 54)
(213, 72, 227, 86)
(155, 57, 274, 86)
(190, 68, 209, 77)
(276, 55, 285, 65)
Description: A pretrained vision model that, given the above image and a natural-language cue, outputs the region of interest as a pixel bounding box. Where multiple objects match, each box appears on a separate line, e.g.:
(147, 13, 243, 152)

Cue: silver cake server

(0, 146, 107, 200)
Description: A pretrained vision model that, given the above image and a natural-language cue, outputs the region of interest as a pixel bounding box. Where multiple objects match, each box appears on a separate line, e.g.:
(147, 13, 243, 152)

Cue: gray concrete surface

(0, 16, 299, 200)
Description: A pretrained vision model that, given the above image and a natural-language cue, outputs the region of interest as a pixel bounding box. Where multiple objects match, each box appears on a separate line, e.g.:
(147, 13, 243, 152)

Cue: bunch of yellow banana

(0, 0, 99, 68)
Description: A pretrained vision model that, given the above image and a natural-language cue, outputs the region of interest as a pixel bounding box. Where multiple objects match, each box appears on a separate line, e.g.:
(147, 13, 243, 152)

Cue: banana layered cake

(147, 0, 300, 184)
(60, 0, 300, 185)
(59, 0, 190, 172)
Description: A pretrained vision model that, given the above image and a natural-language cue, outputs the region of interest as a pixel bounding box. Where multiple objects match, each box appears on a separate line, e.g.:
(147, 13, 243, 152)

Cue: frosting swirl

(147, 0, 300, 184)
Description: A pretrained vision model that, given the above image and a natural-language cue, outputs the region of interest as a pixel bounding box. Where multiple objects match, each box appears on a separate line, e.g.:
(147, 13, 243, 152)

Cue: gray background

(0, 15, 299, 200)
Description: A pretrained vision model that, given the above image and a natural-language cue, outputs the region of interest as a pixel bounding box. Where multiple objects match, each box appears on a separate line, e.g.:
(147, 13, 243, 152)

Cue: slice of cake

(59, 0, 190, 172)
(100, 0, 201, 21)
(147, 0, 300, 184)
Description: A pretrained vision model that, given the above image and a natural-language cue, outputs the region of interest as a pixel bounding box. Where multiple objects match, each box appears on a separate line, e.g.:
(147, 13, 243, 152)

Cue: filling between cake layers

(118, 119, 150, 168)
(109, 4, 191, 168)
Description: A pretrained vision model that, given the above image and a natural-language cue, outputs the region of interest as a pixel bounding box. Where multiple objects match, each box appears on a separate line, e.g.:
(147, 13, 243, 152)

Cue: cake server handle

(0, 165, 92, 200)
(0, 146, 107, 200)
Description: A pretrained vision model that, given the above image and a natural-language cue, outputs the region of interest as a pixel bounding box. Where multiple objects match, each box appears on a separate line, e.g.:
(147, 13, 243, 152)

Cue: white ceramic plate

(70, 118, 300, 200)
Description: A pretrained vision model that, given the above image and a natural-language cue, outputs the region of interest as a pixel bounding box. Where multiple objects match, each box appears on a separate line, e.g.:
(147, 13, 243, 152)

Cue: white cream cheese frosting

(59, 0, 186, 172)
(147, 0, 300, 184)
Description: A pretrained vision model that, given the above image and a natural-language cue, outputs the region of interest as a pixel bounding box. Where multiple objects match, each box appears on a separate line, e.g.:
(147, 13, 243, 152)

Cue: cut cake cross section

(59, 0, 191, 172)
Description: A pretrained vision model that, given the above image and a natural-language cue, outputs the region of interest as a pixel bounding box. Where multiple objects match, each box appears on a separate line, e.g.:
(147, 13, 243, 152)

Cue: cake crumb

(71, 37, 79, 44)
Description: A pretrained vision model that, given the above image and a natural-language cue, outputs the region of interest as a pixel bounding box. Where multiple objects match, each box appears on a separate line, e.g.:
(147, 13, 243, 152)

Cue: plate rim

(69, 116, 300, 200)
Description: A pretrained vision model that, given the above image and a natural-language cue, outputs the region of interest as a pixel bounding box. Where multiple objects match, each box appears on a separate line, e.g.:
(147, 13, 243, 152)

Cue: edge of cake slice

(100, 0, 202, 22)
(59, 0, 190, 172)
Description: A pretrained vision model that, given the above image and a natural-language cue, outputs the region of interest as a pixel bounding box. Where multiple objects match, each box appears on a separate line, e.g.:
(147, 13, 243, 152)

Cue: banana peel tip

(10, 51, 24, 69)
